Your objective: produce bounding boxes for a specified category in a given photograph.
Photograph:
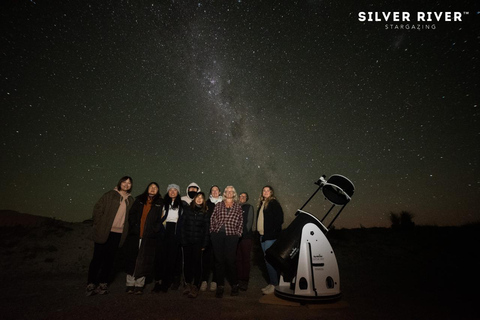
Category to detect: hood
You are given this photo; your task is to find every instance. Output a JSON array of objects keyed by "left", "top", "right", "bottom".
[{"left": 185, "top": 182, "right": 201, "bottom": 196}]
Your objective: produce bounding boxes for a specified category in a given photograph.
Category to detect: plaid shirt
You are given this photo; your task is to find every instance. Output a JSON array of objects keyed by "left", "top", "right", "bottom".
[{"left": 209, "top": 201, "right": 243, "bottom": 236}]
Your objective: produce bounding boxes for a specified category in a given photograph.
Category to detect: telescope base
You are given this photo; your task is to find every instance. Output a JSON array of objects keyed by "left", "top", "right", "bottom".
[{"left": 274, "top": 285, "right": 342, "bottom": 303}]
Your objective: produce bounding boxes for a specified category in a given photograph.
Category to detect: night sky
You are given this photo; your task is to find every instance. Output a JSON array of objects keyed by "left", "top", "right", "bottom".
[{"left": 1, "top": 0, "right": 479, "bottom": 228}]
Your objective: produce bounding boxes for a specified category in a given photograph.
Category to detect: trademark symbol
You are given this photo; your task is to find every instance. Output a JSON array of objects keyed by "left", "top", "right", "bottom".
[{"left": 463, "top": 11, "right": 469, "bottom": 15}]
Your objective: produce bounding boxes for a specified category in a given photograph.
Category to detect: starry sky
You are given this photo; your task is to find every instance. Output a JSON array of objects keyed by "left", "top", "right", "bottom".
[{"left": 1, "top": 0, "right": 479, "bottom": 228}]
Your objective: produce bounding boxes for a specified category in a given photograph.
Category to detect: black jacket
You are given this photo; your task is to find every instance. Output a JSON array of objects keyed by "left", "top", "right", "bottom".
[
  {"left": 181, "top": 205, "right": 210, "bottom": 247},
  {"left": 257, "top": 199, "right": 284, "bottom": 241},
  {"left": 128, "top": 196, "right": 165, "bottom": 238},
  {"left": 125, "top": 195, "right": 164, "bottom": 278}
]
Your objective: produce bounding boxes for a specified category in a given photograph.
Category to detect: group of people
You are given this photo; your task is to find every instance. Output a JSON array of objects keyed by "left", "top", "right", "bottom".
[{"left": 86, "top": 176, "right": 284, "bottom": 299}]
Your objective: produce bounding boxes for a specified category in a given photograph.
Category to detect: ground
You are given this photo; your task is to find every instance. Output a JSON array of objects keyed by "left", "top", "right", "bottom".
[{"left": 1, "top": 210, "right": 478, "bottom": 320}]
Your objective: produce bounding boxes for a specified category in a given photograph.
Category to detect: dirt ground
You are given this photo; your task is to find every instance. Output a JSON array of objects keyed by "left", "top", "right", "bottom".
[{"left": 1, "top": 211, "right": 478, "bottom": 320}]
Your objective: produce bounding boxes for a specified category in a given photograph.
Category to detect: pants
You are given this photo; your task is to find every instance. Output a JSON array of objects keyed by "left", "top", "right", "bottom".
[
  {"left": 261, "top": 237, "right": 279, "bottom": 286},
  {"left": 126, "top": 239, "right": 145, "bottom": 287},
  {"left": 87, "top": 232, "right": 121, "bottom": 284},
  {"left": 183, "top": 243, "right": 203, "bottom": 287},
  {"left": 201, "top": 242, "right": 216, "bottom": 283},
  {"left": 160, "top": 222, "right": 183, "bottom": 287},
  {"left": 236, "top": 238, "right": 253, "bottom": 282},
  {"left": 211, "top": 232, "right": 239, "bottom": 287}
]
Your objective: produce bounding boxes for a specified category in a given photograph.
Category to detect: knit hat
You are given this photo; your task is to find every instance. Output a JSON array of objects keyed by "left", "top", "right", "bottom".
[{"left": 167, "top": 184, "right": 181, "bottom": 194}]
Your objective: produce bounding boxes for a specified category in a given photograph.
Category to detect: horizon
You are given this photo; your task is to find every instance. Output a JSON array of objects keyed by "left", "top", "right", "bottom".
[{"left": 1, "top": 1, "right": 479, "bottom": 229}]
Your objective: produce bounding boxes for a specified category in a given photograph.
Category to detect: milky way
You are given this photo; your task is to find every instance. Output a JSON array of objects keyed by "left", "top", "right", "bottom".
[{"left": 1, "top": 1, "right": 479, "bottom": 228}]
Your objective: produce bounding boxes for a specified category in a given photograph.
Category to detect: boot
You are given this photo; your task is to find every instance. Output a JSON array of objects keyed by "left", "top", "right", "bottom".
[
  {"left": 238, "top": 280, "right": 248, "bottom": 291},
  {"left": 183, "top": 283, "right": 192, "bottom": 295},
  {"left": 215, "top": 286, "right": 224, "bottom": 298},
  {"left": 151, "top": 282, "right": 161, "bottom": 293},
  {"left": 188, "top": 285, "right": 199, "bottom": 298},
  {"left": 231, "top": 284, "right": 239, "bottom": 296}
]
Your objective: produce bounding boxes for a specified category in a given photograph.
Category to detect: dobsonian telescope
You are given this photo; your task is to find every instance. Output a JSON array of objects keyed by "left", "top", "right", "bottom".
[{"left": 265, "top": 174, "right": 355, "bottom": 302}]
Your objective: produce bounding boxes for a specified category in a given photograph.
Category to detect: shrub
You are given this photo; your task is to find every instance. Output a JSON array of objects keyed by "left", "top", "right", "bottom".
[{"left": 390, "top": 211, "right": 415, "bottom": 230}]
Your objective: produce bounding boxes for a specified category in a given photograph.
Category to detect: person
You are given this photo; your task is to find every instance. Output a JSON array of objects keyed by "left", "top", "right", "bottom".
[
  {"left": 236, "top": 192, "right": 255, "bottom": 291},
  {"left": 124, "top": 182, "right": 164, "bottom": 294},
  {"left": 157, "top": 184, "right": 185, "bottom": 292},
  {"left": 209, "top": 186, "right": 243, "bottom": 298},
  {"left": 86, "top": 176, "right": 134, "bottom": 296},
  {"left": 257, "top": 185, "right": 284, "bottom": 295},
  {"left": 181, "top": 192, "right": 210, "bottom": 298},
  {"left": 181, "top": 182, "right": 201, "bottom": 205},
  {"left": 200, "top": 185, "right": 222, "bottom": 292}
]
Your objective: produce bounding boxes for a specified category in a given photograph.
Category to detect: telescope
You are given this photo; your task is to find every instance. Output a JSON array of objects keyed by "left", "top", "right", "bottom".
[{"left": 265, "top": 174, "right": 355, "bottom": 302}]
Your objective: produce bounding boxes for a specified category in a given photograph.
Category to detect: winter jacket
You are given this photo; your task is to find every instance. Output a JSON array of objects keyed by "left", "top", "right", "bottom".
[
  {"left": 181, "top": 205, "right": 210, "bottom": 247},
  {"left": 92, "top": 189, "right": 134, "bottom": 247},
  {"left": 128, "top": 196, "right": 165, "bottom": 238},
  {"left": 257, "top": 199, "right": 284, "bottom": 241},
  {"left": 124, "top": 195, "right": 164, "bottom": 278}
]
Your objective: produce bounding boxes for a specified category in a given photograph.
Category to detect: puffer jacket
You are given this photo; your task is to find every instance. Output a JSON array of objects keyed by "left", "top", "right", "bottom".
[{"left": 181, "top": 205, "right": 210, "bottom": 247}]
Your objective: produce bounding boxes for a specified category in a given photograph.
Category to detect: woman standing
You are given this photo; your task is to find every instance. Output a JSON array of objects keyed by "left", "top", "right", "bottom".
[
  {"left": 124, "top": 182, "right": 164, "bottom": 294},
  {"left": 181, "top": 192, "right": 210, "bottom": 298},
  {"left": 257, "top": 185, "right": 284, "bottom": 295},
  {"left": 158, "top": 184, "right": 185, "bottom": 292},
  {"left": 209, "top": 186, "right": 243, "bottom": 298},
  {"left": 86, "top": 176, "right": 134, "bottom": 296},
  {"left": 200, "top": 185, "right": 222, "bottom": 292}
]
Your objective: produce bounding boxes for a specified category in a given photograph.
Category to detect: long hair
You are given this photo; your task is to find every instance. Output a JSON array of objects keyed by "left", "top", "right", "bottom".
[
  {"left": 190, "top": 192, "right": 208, "bottom": 213},
  {"left": 164, "top": 189, "right": 182, "bottom": 209},
  {"left": 136, "top": 182, "right": 162, "bottom": 203},
  {"left": 258, "top": 185, "right": 276, "bottom": 209},
  {"left": 222, "top": 185, "right": 238, "bottom": 202},
  {"left": 116, "top": 176, "right": 133, "bottom": 193}
]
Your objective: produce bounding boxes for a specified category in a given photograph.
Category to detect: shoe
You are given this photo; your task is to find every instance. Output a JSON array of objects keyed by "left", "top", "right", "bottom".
[
  {"left": 199, "top": 281, "right": 208, "bottom": 292},
  {"left": 85, "top": 283, "right": 96, "bottom": 297},
  {"left": 170, "top": 281, "right": 180, "bottom": 290},
  {"left": 126, "top": 286, "right": 135, "bottom": 294},
  {"left": 262, "top": 284, "right": 275, "bottom": 295},
  {"left": 261, "top": 284, "right": 272, "bottom": 292},
  {"left": 151, "top": 282, "right": 161, "bottom": 293},
  {"left": 215, "top": 286, "right": 224, "bottom": 298},
  {"left": 238, "top": 280, "right": 248, "bottom": 291},
  {"left": 188, "top": 285, "right": 198, "bottom": 298},
  {"left": 209, "top": 281, "right": 217, "bottom": 292},
  {"left": 183, "top": 283, "right": 192, "bottom": 295},
  {"left": 134, "top": 287, "right": 143, "bottom": 295},
  {"left": 95, "top": 283, "right": 109, "bottom": 295},
  {"left": 159, "top": 283, "right": 169, "bottom": 293},
  {"left": 231, "top": 284, "right": 239, "bottom": 296}
]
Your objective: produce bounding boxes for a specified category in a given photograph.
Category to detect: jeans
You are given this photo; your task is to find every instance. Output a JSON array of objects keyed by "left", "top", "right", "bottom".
[{"left": 260, "top": 237, "right": 279, "bottom": 286}]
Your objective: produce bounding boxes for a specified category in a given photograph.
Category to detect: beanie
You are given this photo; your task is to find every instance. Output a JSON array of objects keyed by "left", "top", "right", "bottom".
[{"left": 167, "top": 184, "right": 181, "bottom": 194}]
